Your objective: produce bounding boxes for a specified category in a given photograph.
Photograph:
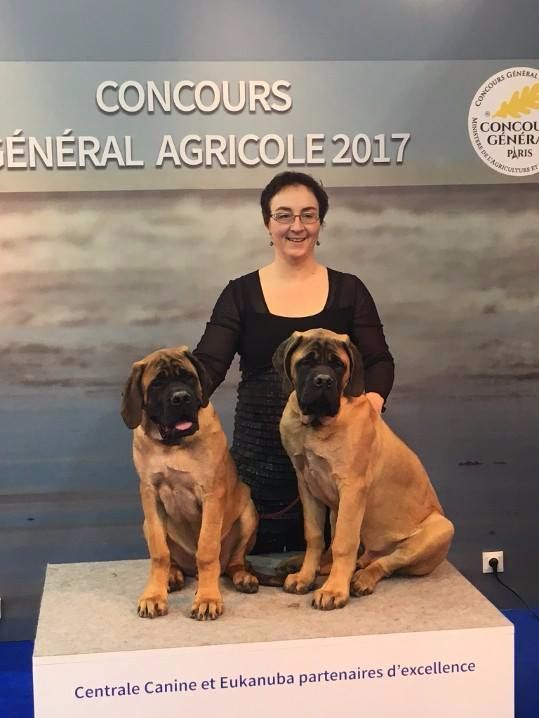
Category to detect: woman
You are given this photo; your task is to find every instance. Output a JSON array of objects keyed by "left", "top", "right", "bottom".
[{"left": 194, "top": 171, "right": 394, "bottom": 553}]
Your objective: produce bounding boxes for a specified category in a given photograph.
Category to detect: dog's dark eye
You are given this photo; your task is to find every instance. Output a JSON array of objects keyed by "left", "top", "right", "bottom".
[
  {"left": 329, "top": 355, "right": 344, "bottom": 369},
  {"left": 176, "top": 370, "right": 195, "bottom": 384},
  {"left": 151, "top": 375, "right": 167, "bottom": 388},
  {"left": 298, "top": 352, "right": 317, "bottom": 367}
]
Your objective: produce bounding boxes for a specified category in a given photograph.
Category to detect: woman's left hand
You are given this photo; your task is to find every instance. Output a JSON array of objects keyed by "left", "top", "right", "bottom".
[{"left": 366, "top": 392, "right": 385, "bottom": 415}]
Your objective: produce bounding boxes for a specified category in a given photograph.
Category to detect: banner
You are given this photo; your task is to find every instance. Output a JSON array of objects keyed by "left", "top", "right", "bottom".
[{"left": 1, "top": 60, "right": 538, "bottom": 192}]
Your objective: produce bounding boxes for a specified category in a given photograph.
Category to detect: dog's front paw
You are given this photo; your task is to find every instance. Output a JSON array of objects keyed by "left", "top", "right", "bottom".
[
  {"left": 191, "top": 592, "right": 224, "bottom": 621},
  {"left": 138, "top": 593, "right": 168, "bottom": 618},
  {"left": 312, "top": 585, "right": 349, "bottom": 610},
  {"left": 283, "top": 572, "right": 315, "bottom": 594},
  {"left": 233, "top": 570, "right": 259, "bottom": 594}
]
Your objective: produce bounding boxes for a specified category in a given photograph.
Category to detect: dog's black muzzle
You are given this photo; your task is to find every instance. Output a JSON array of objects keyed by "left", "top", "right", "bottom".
[
  {"left": 296, "top": 366, "right": 341, "bottom": 421},
  {"left": 146, "top": 380, "right": 201, "bottom": 443}
]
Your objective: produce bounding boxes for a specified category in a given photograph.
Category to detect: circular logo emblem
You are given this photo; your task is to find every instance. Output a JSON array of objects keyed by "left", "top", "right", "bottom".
[{"left": 468, "top": 67, "right": 539, "bottom": 176}]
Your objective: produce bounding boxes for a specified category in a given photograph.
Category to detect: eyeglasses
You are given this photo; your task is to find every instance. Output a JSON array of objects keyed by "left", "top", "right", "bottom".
[{"left": 270, "top": 210, "right": 320, "bottom": 225}]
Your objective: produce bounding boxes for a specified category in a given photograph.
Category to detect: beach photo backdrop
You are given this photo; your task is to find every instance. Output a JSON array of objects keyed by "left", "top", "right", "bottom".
[{"left": 1, "top": 55, "right": 538, "bottom": 639}]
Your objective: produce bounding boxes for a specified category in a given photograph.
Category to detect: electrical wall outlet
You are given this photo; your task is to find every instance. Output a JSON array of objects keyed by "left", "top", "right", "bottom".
[{"left": 482, "top": 550, "right": 504, "bottom": 573}]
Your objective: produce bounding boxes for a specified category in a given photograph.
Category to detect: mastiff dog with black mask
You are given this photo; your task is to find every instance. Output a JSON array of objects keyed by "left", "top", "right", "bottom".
[
  {"left": 121, "top": 347, "right": 258, "bottom": 621},
  {"left": 273, "top": 329, "right": 454, "bottom": 610}
]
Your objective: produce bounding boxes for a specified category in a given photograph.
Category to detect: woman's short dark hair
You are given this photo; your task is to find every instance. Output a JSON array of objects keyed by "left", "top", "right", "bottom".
[{"left": 260, "top": 171, "right": 329, "bottom": 226}]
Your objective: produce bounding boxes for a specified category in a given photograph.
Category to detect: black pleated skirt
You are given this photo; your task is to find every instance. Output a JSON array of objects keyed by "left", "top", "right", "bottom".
[{"left": 231, "top": 368, "right": 305, "bottom": 554}]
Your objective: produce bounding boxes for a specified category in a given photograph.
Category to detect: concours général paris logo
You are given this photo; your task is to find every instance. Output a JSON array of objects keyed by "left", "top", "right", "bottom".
[{"left": 468, "top": 66, "right": 539, "bottom": 176}]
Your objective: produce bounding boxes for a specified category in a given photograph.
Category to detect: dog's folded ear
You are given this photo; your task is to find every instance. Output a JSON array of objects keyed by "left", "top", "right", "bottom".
[
  {"left": 121, "top": 362, "right": 146, "bottom": 428},
  {"left": 343, "top": 339, "right": 365, "bottom": 397},
  {"left": 185, "top": 351, "right": 211, "bottom": 408},
  {"left": 272, "top": 332, "right": 303, "bottom": 392}
]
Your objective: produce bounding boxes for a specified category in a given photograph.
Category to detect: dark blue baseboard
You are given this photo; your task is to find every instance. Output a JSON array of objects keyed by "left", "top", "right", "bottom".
[
  {"left": 0, "top": 640, "right": 34, "bottom": 718},
  {"left": 1, "top": 610, "right": 537, "bottom": 717},
  {"left": 505, "top": 609, "right": 539, "bottom": 718}
]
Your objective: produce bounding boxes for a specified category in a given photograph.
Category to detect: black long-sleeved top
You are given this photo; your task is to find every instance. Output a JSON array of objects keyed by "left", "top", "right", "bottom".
[{"left": 194, "top": 268, "right": 394, "bottom": 400}]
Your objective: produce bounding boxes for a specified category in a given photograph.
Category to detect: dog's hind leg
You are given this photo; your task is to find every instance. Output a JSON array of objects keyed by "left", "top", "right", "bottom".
[
  {"left": 225, "top": 500, "right": 259, "bottom": 594},
  {"left": 350, "top": 513, "right": 454, "bottom": 596}
]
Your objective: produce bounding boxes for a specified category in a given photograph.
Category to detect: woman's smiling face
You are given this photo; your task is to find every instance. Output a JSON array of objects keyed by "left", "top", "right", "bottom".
[{"left": 267, "top": 184, "right": 321, "bottom": 261}]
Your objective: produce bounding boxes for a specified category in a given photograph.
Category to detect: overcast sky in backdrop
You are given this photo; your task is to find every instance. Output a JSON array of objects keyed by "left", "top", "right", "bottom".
[{"left": 1, "top": 1, "right": 538, "bottom": 62}]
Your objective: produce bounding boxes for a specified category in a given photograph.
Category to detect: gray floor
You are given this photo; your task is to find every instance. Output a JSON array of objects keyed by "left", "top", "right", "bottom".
[{"left": 34, "top": 559, "right": 509, "bottom": 657}]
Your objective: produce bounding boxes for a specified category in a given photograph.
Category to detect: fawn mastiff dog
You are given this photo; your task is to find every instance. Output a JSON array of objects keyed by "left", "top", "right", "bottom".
[
  {"left": 121, "top": 347, "right": 258, "bottom": 620},
  {"left": 273, "top": 329, "right": 454, "bottom": 610}
]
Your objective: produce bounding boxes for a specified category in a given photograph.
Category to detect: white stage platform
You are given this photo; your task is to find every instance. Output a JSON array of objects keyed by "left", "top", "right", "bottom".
[{"left": 33, "top": 559, "right": 514, "bottom": 717}]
